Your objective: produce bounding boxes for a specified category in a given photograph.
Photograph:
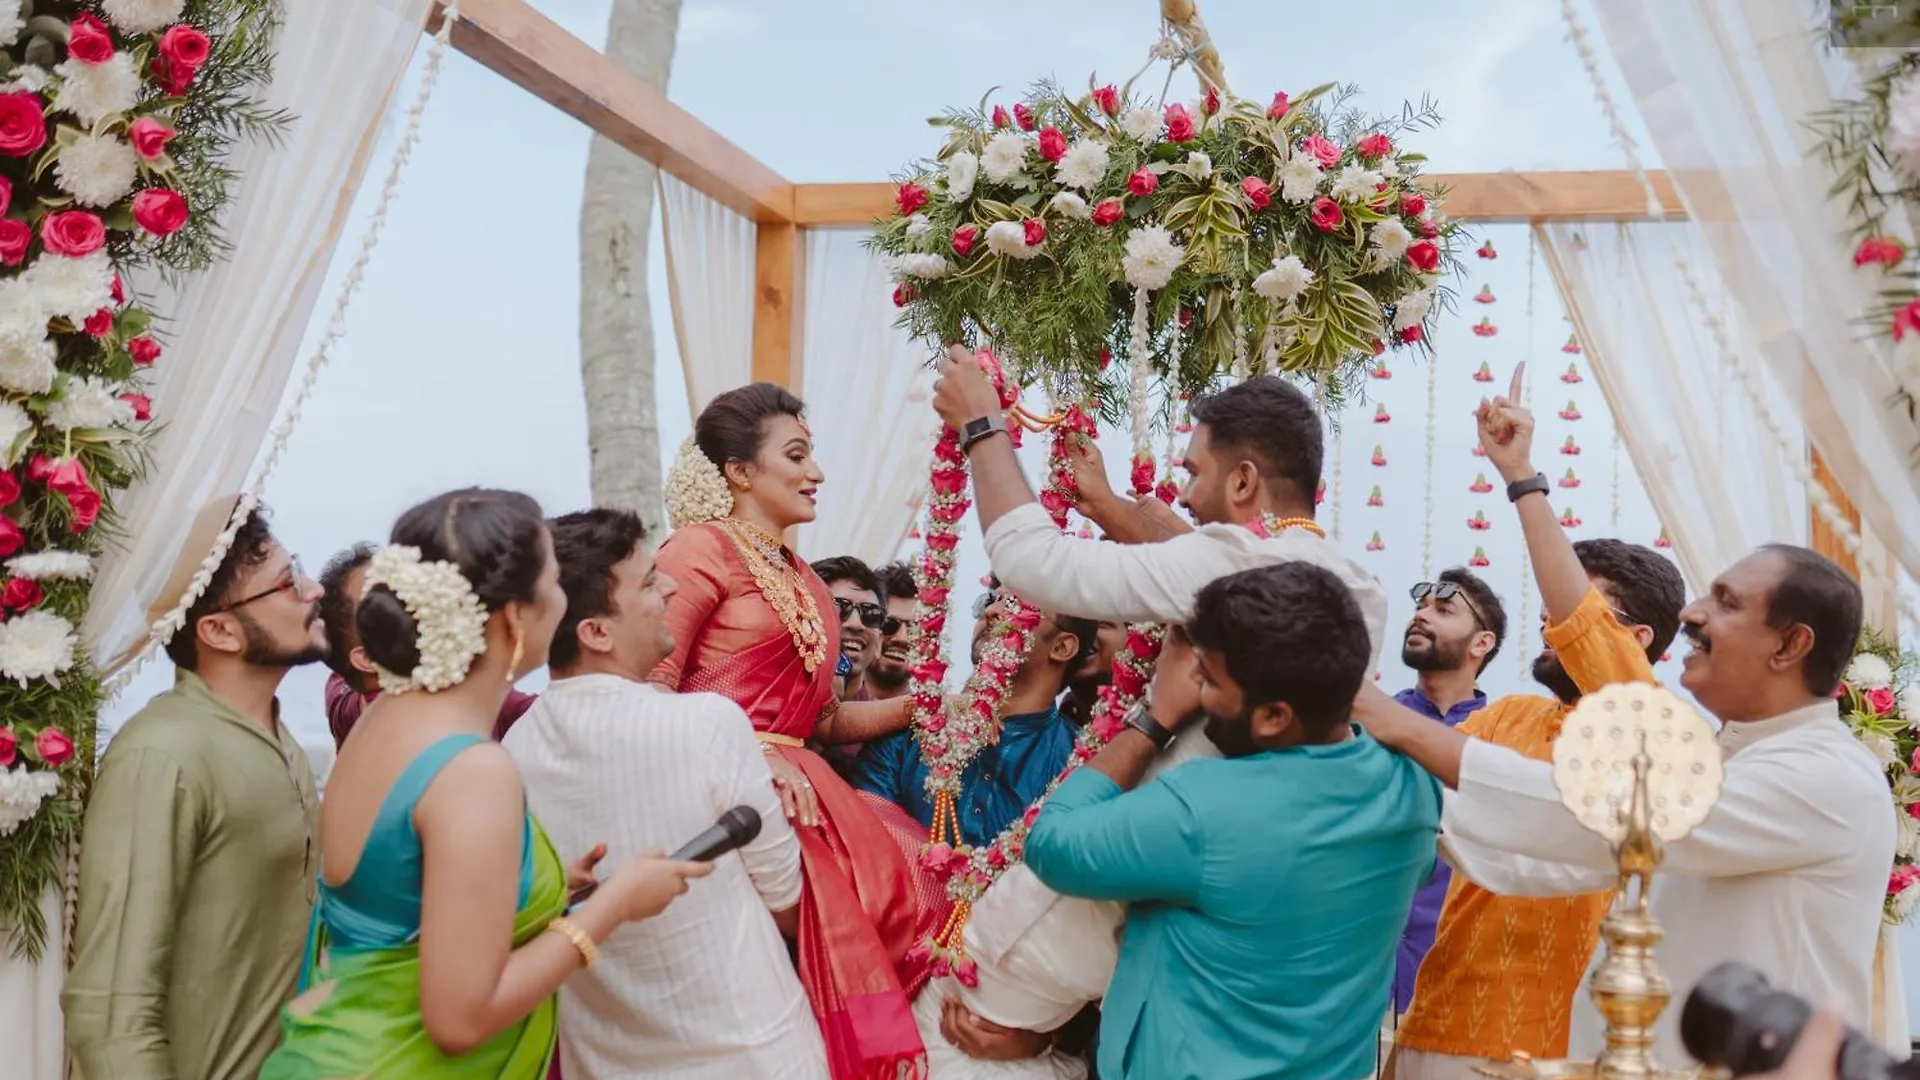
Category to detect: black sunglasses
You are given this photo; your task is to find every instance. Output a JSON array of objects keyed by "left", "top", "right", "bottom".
[
  {"left": 1410, "top": 580, "right": 1488, "bottom": 633},
  {"left": 833, "top": 596, "right": 886, "bottom": 630},
  {"left": 879, "top": 615, "right": 908, "bottom": 636},
  {"left": 217, "top": 556, "right": 308, "bottom": 613}
]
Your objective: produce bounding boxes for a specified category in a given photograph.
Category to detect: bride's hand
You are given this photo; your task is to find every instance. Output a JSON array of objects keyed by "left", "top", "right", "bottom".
[
  {"left": 566, "top": 841, "right": 608, "bottom": 893},
  {"left": 765, "top": 751, "right": 821, "bottom": 829}
]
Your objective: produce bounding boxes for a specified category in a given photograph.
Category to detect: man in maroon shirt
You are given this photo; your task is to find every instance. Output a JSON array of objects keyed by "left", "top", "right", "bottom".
[{"left": 317, "top": 542, "right": 535, "bottom": 747}]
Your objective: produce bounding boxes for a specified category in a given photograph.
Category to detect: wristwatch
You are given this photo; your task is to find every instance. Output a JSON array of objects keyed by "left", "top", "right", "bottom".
[
  {"left": 1122, "top": 698, "right": 1176, "bottom": 751},
  {"left": 1506, "top": 473, "right": 1551, "bottom": 503},
  {"left": 959, "top": 414, "right": 1010, "bottom": 453}
]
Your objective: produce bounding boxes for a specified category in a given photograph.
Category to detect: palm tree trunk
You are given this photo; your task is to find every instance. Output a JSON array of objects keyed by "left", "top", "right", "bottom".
[{"left": 579, "top": 0, "right": 682, "bottom": 527}]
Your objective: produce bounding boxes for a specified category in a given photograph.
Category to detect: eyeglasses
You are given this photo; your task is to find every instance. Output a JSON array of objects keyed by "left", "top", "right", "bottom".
[
  {"left": 217, "top": 556, "right": 308, "bottom": 613},
  {"left": 879, "top": 615, "right": 908, "bottom": 637},
  {"left": 833, "top": 596, "right": 886, "bottom": 630},
  {"left": 1410, "top": 580, "right": 1489, "bottom": 633}
]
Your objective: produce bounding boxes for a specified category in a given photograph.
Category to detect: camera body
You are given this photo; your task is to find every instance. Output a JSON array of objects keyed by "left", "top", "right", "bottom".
[{"left": 1682, "top": 962, "right": 1903, "bottom": 1080}]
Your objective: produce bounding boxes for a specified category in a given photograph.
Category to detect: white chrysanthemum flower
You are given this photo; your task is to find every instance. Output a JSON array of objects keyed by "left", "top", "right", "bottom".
[
  {"left": 1185, "top": 151, "right": 1213, "bottom": 181},
  {"left": 1370, "top": 219, "right": 1414, "bottom": 262},
  {"left": 46, "top": 375, "right": 135, "bottom": 431},
  {"left": 1119, "top": 106, "right": 1161, "bottom": 143},
  {"left": 981, "top": 132, "right": 1029, "bottom": 185},
  {"left": 23, "top": 250, "right": 114, "bottom": 324},
  {"left": 1054, "top": 139, "right": 1109, "bottom": 191},
  {"left": 983, "top": 220, "right": 1043, "bottom": 260},
  {"left": 1849, "top": 653, "right": 1896, "bottom": 691},
  {"left": 0, "top": 2, "right": 22, "bottom": 50},
  {"left": 946, "top": 151, "right": 979, "bottom": 202},
  {"left": 1863, "top": 731, "right": 1901, "bottom": 770},
  {"left": 1377, "top": 156, "right": 1403, "bottom": 180},
  {"left": 362, "top": 546, "right": 490, "bottom": 694},
  {"left": 1049, "top": 191, "right": 1091, "bottom": 220},
  {"left": 0, "top": 767, "right": 61, "bottom": 838},
  {"left": 665, "top": 436, "right": 733, "bottom": 528},
  {"left": 0, "top": 337, "right": 54, "bottom": 395},
  {"left": 55, "top": 132, "right": 139, "bottom": 208},
  {"left": 1898, "top": 805, "right": 1920, "bottom": 861},
  {"left": 887, "top": 253, "right": 948, "bottom": 281},
  {"left": 1329, "top": 164, "right": 1386, "bottom": 204},
  {"left": 904, "top": 214, "right": 932, "bottom": 241},
  {"left": 101, "top": 0, "right": 187, "bottom": 35},
  {"left": 1121, "top": 225, "right": 1184, "bottom": 290},
  {"left": 1901, "top": 686, "right": 1920, "bottom": 727},
  {"left": 1278, "top": 156, "right": 1323, "bottom": 204},
  {"left": 0, "top": 399, "right": 30, "bottom": 466},
  {"left": 1895, "top": 878, "right": 1920, "bottom": 923},
  {"left": 1252, "top": 255, "right": 1314, "bottom": 303},
  {"left": 6, "top": 65, "right": 48, "bottom": 94},
  {"left": 5, "top": 550, "right": 93, "bottom": 581},
  {"left": 1891, "top": 73, "right": 1920, "bottom": 178},
  {"left": 1391, "top": 289, "right": 1433, "bottom": 332},
  {"left": 0, "top": 610, "right": 77, "bottom": 686},
  {"left": 54, "top": 53, "right": 141, "bottom": 127}
]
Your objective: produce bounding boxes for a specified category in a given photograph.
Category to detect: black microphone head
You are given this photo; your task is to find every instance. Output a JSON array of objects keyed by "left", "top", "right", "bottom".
[{"left": 719, "top": 805, "right": 761, "bottom": 846}]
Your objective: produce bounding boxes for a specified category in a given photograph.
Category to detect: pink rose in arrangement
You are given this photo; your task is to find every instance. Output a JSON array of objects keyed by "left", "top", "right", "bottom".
[
  {"left": 1163, "top": 103, "right": 1195, "bottom": 143},
  {"left": 119, "top": 392, "right": 151, "bottom": 421},
  {"left": 83, "top": 308, "right": 113, "bottom": 338},
  {"left": 1856, "top": 236, "right": 1905, "bottom": 269},
  {"left": 1090, "top": 198, "right": 1123, "bottom": 226},
  {"left": 1127, "top": 168, "right": 1158, "bottom": 197},
  {"left": 133, "top": 188, "right": 190, "bottom": 237},
  {"left": 1309, "top": 196, "right": 1344, "bottom": 233},
  {"left": 1300, "top": 133, "right": 1340, "bottom": 169},
  {"left": 0, "top": 727, "right": 14, "bottom": 767},
  {"left": 991, "top": 105, "right": 1011, "bottom": 129},
  {"left": 128, "top": 117, "right": 178, "bottom": 161},
  {"left": 160, "top": 24, "right": 213, "bottom": 69},
  {"left": 1240, "top": 176, "right": 1272, "bottom": 210},
  {"left": 46, "top": 457, "right": 101, "bottom": 533},
  {"left": 0, "top": 472, "right": 17, "bottom": 507},
  {"left": 895, "top": 182, "right": 928, "bottom": 216},
  {"left": 1400, "top": 191, "right": 1426, "bottom": 217},
  {"left": 41, "top": 210, "right": 105, "bottom": 256},
  {"left": 1356, "top": 132, "right": 1393, "bottom": 159},
  {"left": 1897, "top": 300, "right": 1920, "bottom": 343},
  {"left": 1266, "top": 91, "right": 1290, "bottom": 120},
  {"left": 67, "top": 15, "right": 115, "bottom": 64},
  {"left": 1397, "top": 324, "right": 1424, "bottom": 345},
  {"left": 951, "top": 224, "right": 978, "bottom": 256},
  {"left": 1012, "top": 103, "right": 1036, "bottom": 131},
  {"left": 1, "top": 577, "right": 41, "bottom": 613},
  {"left": 110, "top": 273, "right": 124, "bottom": 304},
  {"left": 1202, "top": 86, "right": 1221, "bottom": 116},
  {"left": 1890, "top": 864, "right": 1920, "bottom": 898},
  {"left": 1022, "top": 218, "right": 1046, "bottom": 247},
  {"left": 891, "top": 283, "right": 913, "bottom": 308},
  {"left": 0, "top": 219, "right": 30, "bottom": 267},
  {"left": 1091, "top": 84, "right": 1120, "bottom": 117},
  {"left": 0, "top": 516, "right": 20, "bottom": 559},
  {"left": 1866, "top": 687, "right": 1897, "bottom": 715},
  {"left": 1037, "top": 126, "right": 1067, "bottom": 163},
  {"left": 0, "top": 174, "right": 11, "bottom": 216},
  {"left": 127, "top": 335, "right": 162, "bottom": 366},
  {"left": 0, "top": 93, "right": 47, "bottom": 158},
  {"left": 1407, "top": 240, "right": 1441, "bottom": 272},
  {"left": 35, "top": 728, "right": 73, "bottom": 767}
]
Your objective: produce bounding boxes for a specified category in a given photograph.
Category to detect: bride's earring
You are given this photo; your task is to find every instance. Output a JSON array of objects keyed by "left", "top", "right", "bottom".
[{"left": 506, "top": 618, "right": 525, "bottom": 683}]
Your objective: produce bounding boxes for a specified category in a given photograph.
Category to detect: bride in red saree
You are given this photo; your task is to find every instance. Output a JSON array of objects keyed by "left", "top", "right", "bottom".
[{"left": 650, "top": 382, "right": 944, "bottom": 1080}]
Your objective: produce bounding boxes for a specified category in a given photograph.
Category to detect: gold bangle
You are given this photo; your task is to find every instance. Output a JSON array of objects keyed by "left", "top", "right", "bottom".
[{"left": 548, "top": 916, "right": 598, "bottom": 968}]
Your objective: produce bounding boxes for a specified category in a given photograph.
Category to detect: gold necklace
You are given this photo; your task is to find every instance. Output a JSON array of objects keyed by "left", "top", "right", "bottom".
[{"left": 715, "top": 517, "right": 828, "bottom": 673}]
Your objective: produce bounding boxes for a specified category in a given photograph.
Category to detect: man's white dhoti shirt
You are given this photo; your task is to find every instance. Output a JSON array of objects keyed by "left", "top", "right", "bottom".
[
  {"left": 506, "top": 676, "right": 826, "bottom": 1079},
  {"left": 1442, "top": 699, "right": 1894, "bottom": 1069}
]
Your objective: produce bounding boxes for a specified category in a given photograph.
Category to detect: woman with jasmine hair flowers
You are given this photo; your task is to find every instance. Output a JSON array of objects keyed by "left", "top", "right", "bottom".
[
  {"left": 653, "top": 383, "right": 942, "bottom": 1080},
  {"left": 265, "top": 488, "right": 712, "bottom": 1079}
]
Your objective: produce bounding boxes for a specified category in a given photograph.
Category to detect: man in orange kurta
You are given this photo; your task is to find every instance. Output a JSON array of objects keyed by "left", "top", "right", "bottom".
[{"left": 1379, "top": 366, "right": 1688, "bottom": 1080}]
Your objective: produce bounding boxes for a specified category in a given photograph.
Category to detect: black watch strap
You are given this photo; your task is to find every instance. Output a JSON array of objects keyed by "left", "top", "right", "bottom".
[
  {"left": 1123, "top": 700, "right": 1175, "bottom": 750},
  {"left": 960, "top": 414, "right": 1010, "bottom": 453},
  {"left": 1506, "top": 473, "right": 1551, "bottom": 503}
]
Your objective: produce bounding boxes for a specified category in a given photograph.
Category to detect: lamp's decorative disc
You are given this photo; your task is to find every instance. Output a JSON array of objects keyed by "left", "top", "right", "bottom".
[{"left": 1550, "top": 682, "right": 1722, "bottom": 843}]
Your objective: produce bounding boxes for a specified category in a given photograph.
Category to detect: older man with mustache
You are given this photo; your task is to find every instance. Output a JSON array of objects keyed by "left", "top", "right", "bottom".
[{"left": 1356, "top": 366, "right": 1893, "bottom": 1074}]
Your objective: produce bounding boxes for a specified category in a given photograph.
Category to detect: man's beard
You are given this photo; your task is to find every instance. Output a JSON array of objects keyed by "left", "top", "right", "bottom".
[
  {"left": 236, "top": 608, "right": 328, "bottom": 669},
  {"left": 866, "top": 658, "right": 910, "bottom": 693},
  {"left": 1532, "top": 650, "right": 1580, "bottom": 704},
  {"left": 1202, "top": 707, "right": 1263, "bottom": 758},
  {"left": 1401, "top": 631, "right": 1466, "bottom": 673}
]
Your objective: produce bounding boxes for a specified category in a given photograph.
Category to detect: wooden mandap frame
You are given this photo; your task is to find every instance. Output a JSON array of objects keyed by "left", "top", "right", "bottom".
[{"left": 426, "top": 0, "right": 1867, "bottom": 581}]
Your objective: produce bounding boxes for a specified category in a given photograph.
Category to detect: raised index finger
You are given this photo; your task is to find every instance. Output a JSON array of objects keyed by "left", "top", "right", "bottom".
[{"left": 1508, "top": 362, "right": 1525, "bottom": 402}]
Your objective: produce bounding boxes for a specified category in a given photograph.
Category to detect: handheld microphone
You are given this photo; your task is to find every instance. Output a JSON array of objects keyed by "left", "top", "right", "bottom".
[{"left": 670, "top": 805, "right": 763, "bottom": 861}]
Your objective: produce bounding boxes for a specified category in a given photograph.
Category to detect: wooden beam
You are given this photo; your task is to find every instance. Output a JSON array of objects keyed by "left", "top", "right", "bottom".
[
  {"left": 1810, "top": 446, "right": 1863, "bottom": 581},
  {"left": 430, "top": 0, "right": 793, "bottom": 223},
  {"left": 792, "top": 170, "right": 1688, "bottom": 227},
  {"left": 752, "top": 222, "right": 803, "bottom": 388}
]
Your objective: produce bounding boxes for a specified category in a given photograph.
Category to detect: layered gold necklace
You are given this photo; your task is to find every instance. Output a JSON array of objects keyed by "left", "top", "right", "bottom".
[{"left": 715, "top": 516, "right": 829, "bottom": 673}]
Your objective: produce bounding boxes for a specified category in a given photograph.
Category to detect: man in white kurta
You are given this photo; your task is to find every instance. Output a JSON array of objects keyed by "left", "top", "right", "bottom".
[{"left": 505, "top": 508, "right": 826, "bottom": 1079}]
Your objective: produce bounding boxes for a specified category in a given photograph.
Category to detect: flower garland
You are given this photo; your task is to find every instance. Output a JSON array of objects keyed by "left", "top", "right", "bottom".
[
  {"left": 0, "top": 0, "right": 284, "bottom": 960},
  {"left": 916, "top": 592, "right": 1043, "bottom": 857},
  {"left": 360, "top": 545, "right": 489, "bottom": 694},
  {"left": 1836, "top": 634, "right": 1920, "bottom": 924}
]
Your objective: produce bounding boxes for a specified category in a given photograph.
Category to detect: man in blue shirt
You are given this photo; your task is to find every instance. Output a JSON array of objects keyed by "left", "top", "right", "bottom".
[
  {"left": 1391, "top": 567, "right": 1506, "bottom": 1016},
  {"left": 1026, "top": 562, "right": 1441, "bottom": 1080},
  {"left": 851, "top": 585, "right": 1095, "bottom": 846}
]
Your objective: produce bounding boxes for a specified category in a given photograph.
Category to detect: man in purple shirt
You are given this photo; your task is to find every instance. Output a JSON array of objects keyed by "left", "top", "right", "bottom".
[{"left": 1391, "top": 566, "right": 1508, "bottom": 1016}]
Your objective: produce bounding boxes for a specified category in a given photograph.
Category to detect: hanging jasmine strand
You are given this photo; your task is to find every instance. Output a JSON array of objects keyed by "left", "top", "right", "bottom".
[{"left": 1516, "top": 229, "right": 1538, "bottom": 678}]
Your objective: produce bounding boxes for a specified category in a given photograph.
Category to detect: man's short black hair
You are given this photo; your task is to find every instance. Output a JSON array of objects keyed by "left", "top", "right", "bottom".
[
  {"left": 1188, "top": 375, "right": 1323, "bottom": 504},
  {"left": 1573, "top": 539, "right": 1687, "bottom": 661},
  {"left": 876, "top": 561, "right": 917, "bottom": 604},
  {"left": 812, "top": 555, "right": 882, "bottom": 600},
  {"left": 1437, "top": 566, "right": 1508, "bottom": 674},
  {"left": 318, "top": 542, "right": 376, "bottom": 682},
  {"left": 1053, "top": 613, "right": 1100, "bottom": 687},
  {"left": 1757, "top": 544, "right": 1864, "bottom": 697},
  {"left": 164, "top": 504, "right": 278, "bottom": 672},
  {"left": 547, "top": 508, "right": 649, "bottom": 672},
  {"left": 1187, "top": 563, "right": 1370, "bottom": 738}
]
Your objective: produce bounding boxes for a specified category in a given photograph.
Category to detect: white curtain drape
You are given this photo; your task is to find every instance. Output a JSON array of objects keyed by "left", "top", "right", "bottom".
[
  {"left": 1589, "top": 0, "right": 1920, "bottom": 611},
  {"left": 793, "top": 228, "right": 934, "bottom": 565},
  {"left": 84, "top": 0, "right": 437, "bottom": 667},
  {"left": 660, "top": 173, "right": 755, "bottom": 414},
  {"left": 1536, "top": 221, "right": 1805, "bottom": 592},
  {"left": 0, "top": 5, "right": 435, "bottom": 1078}
]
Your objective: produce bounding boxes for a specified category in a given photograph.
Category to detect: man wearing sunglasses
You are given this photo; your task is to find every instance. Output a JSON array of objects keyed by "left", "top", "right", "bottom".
[
  {"left": 811, "top": 555, "right": 887, "bottom": 702},
  {"left": 66, "top": 497, "right": 327, "bottom": 1080},
  {"left": 862, "top": 562, "right": 920, "bottom": 702}
]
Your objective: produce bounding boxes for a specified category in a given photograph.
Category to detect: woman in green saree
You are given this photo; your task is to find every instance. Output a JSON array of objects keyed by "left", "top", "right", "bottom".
[{"left": 264, "top": 489, "right": 710, "bottom": 1079}]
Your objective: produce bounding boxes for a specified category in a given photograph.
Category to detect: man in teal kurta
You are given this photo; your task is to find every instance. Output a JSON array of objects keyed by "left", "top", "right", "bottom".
[
  {"left": 64, "top": 498, "right": 329, "bottom": 1080},
  {"left": 1026, "top": 563, "right": 1442, "bottom": 1080}
]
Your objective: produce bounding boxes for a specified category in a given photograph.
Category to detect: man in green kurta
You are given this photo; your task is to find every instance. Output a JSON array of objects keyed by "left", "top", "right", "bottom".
[{"left": 64, "top": 497, "right": 329, "bottom": 1080}]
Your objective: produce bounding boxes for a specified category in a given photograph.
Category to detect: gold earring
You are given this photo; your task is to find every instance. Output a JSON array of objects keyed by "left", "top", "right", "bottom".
[{"left": 506, "top": 622, "right": 525, "bottom": 684}]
